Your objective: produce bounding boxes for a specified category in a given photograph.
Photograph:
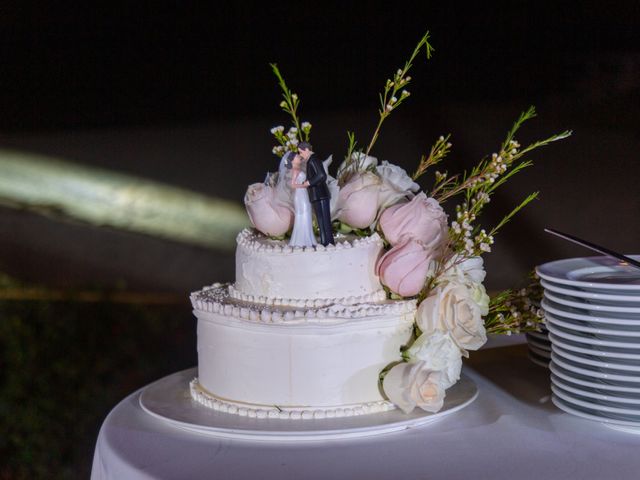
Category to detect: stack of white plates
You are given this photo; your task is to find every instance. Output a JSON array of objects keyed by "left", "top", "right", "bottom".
[
  {"left": 536, "top": 255, "right": 640, "bottom": 430},
  {"left": 525, "top": 302, "right": 551, "bottom": 368}
]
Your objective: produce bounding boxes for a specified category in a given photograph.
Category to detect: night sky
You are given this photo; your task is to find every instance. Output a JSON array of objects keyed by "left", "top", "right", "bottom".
[{"left": 1, "top": 3, "right": 637, "bottom": 130}]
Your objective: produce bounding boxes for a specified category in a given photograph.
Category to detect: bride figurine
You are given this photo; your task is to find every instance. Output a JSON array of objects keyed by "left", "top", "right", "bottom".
[{"left": 286, "top": 152, "right": 317, "bottom": 247}]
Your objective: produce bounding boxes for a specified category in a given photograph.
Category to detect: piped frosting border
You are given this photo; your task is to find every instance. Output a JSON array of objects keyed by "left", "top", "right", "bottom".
[
  {"left": 227, "top": 284, "right": 388, "bottom": 308},
  {"left": 236, "top": 228, "right": 384, "bottom": 254},
  {"left": 190, "top": 378, "right": 395, "bottom": 419},
  {"left": 190, "top": 284, "right": 417, "bottom": 325}
]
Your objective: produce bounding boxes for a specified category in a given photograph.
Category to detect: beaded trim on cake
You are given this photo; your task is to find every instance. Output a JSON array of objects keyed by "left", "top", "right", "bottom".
[
  {"left": 190, "top": 378, "right": 396, "bottom": 419},
  {"left": 227, "top": 284, "right": 388, "bottom": 308},
  {"left": 190, "top": 284, "right": 417, "bottom": 325},
  {"left": 236, "top": 228, "right": 383, "bottom": 254}
]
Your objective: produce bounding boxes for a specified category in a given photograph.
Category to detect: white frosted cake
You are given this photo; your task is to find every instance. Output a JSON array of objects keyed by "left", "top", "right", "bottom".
[{"left": 189, "top": 229, "right": 417, "bottom": 419}]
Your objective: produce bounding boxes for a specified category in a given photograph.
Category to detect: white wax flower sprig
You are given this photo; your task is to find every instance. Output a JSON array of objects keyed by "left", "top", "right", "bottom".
[
  {"left": 256, "top": 30, "right": 564, "bottom": 416},
  {"left": 483, "top": 272, "right": 545, "bottom": 336},
  {"left": 339, "top": 31, "right": 434, "bottom": 184},
  {"left": 269, "top": 64, "right": 313, "bottom": 156}
]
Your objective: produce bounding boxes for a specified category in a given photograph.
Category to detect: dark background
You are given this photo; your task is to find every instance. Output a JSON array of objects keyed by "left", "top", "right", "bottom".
[
  {"left": 0, "top": 2, "right": 639, "bottom": 477},
  {"left": 1, "top": 2, "right": 639, "bottom": 293},
  {"left": 1, "top": 2, "right": 639, "bottom": 292}
]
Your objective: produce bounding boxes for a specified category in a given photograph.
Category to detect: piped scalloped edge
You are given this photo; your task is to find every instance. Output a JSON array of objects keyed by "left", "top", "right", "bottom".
[
  {"left": 190, "top": 284, "right": 417, "bottom": 325},
  {"left": 227, "top": 284, "right": 388, "bottom": 308},
  {"left": 190, "top": 378, "right": 395, "bottom": 419},
  {"left": 236, "top": 228, "right": 383, "bottom": 254}
]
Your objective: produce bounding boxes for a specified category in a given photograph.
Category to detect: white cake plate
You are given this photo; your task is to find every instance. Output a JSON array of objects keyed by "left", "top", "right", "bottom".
[{"left": 139, "top": 368, "right": 478, "bottom": 441}]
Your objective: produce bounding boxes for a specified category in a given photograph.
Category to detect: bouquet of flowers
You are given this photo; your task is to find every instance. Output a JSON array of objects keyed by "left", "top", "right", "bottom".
[{"left": 246, "top": 31, "right": 568, "bottom": 414}]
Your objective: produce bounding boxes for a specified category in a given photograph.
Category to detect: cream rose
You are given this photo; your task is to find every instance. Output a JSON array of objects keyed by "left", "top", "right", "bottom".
[
  {"left": 417, "top": 282, "right": 488, "bottom": 351},
  {"left": 376, "top": 160, "right": 421, "bottom": 210},
  {"left": 441, "top": 256, "right": 487, "bottom": 285},
  {"left": 379, "top": 192, "right": 448, "bottom": 247},
  {"left": 405, "top": 332, "right": 463, "bottom": 388},
  {"left": 336, "top": 171, "right": 382, "bottom": 229},
  {"left": 383, "top": 361, "right": 447, "bottom": 414},
  {"left": 244, "top": 183, "right": 293, "bottom": 237},
  {"left": 321, "top": 155, "right": 341, "bottom": 220},
  {"left": 375, "top": 238, "right": 436, "bottom": 297},
  {"left": 336, "top": 152, "right": 379, "bottom": 179},
  {"left": 440, "top": 256, "right": 490, "bottom": 316}
]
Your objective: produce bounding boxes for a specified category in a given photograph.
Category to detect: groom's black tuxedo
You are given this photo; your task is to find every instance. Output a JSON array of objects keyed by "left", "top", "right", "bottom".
[
  {"left": 305, "top": 153, "right": 334, "bottom": 246},
  {"left": 306, "top": 154, "right": 330, "bottom": 202}
]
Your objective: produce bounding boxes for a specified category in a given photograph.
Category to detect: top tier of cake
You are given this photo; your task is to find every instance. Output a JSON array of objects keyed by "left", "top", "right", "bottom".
[{"left": 233, "top": 229, "right": 386, "bottom": 307}]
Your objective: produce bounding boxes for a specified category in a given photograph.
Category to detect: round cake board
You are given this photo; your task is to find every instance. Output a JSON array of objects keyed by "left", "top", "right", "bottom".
[{"left": 139, "top": 367, "right": 478, "bottom": 442}]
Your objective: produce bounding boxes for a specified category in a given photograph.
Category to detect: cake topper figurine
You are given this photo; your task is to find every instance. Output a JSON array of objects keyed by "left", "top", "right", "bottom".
[
  {"left": 285, "top": 151, "right": 317, "bottom": 247},
  {"left": 297, "top": 141, "right": 335, "bottom": 246}
]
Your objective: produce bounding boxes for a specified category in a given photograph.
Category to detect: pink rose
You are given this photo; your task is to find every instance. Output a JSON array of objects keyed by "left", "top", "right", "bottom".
[
  {"left": 379, "top": 192, "right": 448, "bottom": 247},
  {"left": 336, "top": 172, "right": 381, "bottom": 229},
  {"left": 244, "top": 183, "right": 293, "bottom": 236},
  {"left": 375, "top": 238, "right": 436, "bottom": 297}
]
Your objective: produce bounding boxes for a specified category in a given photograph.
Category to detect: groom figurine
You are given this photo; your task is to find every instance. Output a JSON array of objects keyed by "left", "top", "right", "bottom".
[{"left": 297, "top": 141, "right": 335, "bottom": 246}]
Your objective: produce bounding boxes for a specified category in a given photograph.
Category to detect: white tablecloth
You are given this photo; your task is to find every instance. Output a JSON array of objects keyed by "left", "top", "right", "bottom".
[{"left": 91, "top": 342, "right": 640, "bottom": 480}]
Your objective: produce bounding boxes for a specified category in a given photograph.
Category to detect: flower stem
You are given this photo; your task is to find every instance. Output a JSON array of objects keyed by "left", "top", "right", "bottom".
[{"left": 364, "top": 31, "right": 434, "bottom": 159}]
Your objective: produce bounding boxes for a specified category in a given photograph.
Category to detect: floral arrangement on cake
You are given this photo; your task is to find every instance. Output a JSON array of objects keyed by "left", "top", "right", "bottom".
[{"left": 244, "top": 31, "right": 568, "bottom": 414}]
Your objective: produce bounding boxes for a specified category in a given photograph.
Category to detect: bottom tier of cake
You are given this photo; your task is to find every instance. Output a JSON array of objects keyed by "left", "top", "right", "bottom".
[{"left": 190, "top": 285, "right": 416, "bottom": 419}]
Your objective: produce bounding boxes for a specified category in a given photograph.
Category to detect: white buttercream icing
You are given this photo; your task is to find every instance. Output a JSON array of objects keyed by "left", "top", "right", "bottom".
[
  {"left": 192, "top": 232, "right": 418, "bottom": 418},
  {"left": 234, "top": 229, "right": 384, "bottom": 303}
]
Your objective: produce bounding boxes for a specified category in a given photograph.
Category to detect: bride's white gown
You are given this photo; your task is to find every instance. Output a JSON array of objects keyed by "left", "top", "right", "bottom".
[{"left": 289, "top": 171, "right": 317, "bottom": 247}]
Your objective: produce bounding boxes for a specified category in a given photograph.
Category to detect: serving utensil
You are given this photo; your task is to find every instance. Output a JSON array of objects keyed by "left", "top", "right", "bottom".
[{"left": 544, "top": 228, "right": 640, "bottom": 270}]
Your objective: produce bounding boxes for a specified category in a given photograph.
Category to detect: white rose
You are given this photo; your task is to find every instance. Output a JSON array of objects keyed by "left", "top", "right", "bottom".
[
  {"left": 441, "top": 256, "right": 487, "bottom": 285},
  {"left": 322, "top": 155, "right": 341, "bottom": 220},
  {"left": 405, "top": 332, "right": 463, "bottom": 388},
  {"left": 383, "top": 361, "right": 447, "bottom": 414},
  {"left": 440, "top": 256, "right": 490, "bottom": 316},
  {"left": 336, "top": 152, "right": 379, "bottom": 178},
  {"left": 376, "top": 160, "right": 421, "bottom": 209},
  {"left": 417, "top": 282, "right": 488, "bottom": 351},
  {"left": 470, "top": 283, "right": 490, "bottom": 316},
  {"left": 244, "top": 183, "right": 294, "bottom": 237},
  {"left": 336, "top": 171, "right": 382, "bottom": 229}
]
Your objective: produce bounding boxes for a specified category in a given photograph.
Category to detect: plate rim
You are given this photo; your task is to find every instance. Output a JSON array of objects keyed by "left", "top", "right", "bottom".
[
  {"left": 528, "top": 352, "right": 550, "bottom": 368},
  {"left": 552, "top": 384, "right": 640, "bottom": 416},
  {"left": 546, "top": 322, "right": 640, "bottom": 349},
  {"left": 551, "top": 354, "right": 640, "bottom": 383},
  {"left": 541, "top": 299, "right": 640, "bottom": 325},
  {"left": 526, "top": 336, "right": 552, "bottom": 351},
  {"left": 552, "top": 395, "right": 640, "bottom": 429},
  {"left": 548, "top": 333, "right": 640, "bottom": 360},
  {"left": 549, "top": 362, "right": 640, "bottom": 393},
  {"left": 537, "top": 256, "right": 640, "bottom": 291},
  {"left": 551, "top": 374, "right": 640, "bottom": 405},
  {"left": 528, "top": 344, "right": 552, "bottom": 359},
  {"left": 138, "top": 368, "right": 479, "bottom": 441},
  {"left": 544, "top": 291, "right": 640, "bottom": 313},
  {"left": 552, "top": 344, "right": 640, "bottom": 372},
  {"left": 540, "top": 278, "right": 640, "bottom": 302},
  {"left": 545, "top": 313, "right": 640, "bottom": 338}
]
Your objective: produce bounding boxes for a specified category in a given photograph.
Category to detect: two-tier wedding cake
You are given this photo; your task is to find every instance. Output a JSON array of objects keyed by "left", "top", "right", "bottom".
[
  {"left": 190, "top": 229, "right": 416, "bottom": 419},
  {"left": 186, "top": 30, "right": 564, "bottom": 422}
]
